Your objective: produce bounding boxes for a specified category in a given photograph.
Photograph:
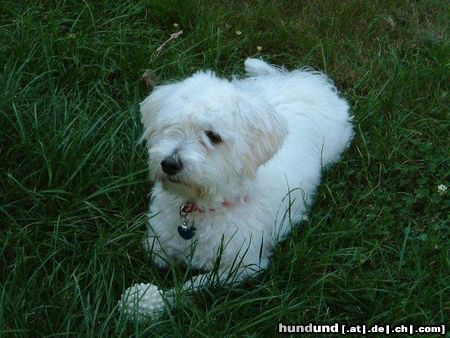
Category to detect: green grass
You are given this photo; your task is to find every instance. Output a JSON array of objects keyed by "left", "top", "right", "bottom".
[{"left": 1, "top": 0, "right": 448, "bottom": 336}]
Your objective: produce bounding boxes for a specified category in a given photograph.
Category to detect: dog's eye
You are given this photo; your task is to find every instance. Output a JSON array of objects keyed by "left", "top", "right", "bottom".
[{"left": 205, "top": 130, "right": 222, "bottom": 144}]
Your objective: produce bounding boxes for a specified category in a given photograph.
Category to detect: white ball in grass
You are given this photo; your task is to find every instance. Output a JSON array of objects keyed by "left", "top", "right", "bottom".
[{"left": 118, "top": 283, "right": 166, "bottom": 321}]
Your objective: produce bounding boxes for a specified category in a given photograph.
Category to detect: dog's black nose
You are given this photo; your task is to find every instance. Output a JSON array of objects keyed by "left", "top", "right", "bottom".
[{"left": 161, "top": 156, "right": 182, "bottom": 175}]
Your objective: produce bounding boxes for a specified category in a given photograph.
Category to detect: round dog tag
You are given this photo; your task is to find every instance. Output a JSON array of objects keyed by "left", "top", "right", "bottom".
[{"left": 177, "top": 225, "right": 196, "bottom": 240}]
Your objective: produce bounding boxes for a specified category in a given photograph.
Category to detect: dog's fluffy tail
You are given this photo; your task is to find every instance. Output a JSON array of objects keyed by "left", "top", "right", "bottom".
[{"left": 244, "top": 58, "right": 284, "bottom": 76}]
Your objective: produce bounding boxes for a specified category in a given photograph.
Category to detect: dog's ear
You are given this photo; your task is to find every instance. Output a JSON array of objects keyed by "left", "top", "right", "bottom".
[
  {"left": 139, "top": 84, "right": 173, "bottom": 143},
  {"left": 236, "top": 94, "right": 288, "bottom": 176}
]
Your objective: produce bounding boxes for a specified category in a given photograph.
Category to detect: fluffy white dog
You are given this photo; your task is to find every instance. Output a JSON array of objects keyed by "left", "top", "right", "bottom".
[{"left": 119, "top": 58, "right": 353, "bottom": 320}]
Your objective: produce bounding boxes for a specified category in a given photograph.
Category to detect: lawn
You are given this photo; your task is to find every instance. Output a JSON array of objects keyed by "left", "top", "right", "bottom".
[{"left": 0, "top": 0, "right": 448, "bottom": 336}]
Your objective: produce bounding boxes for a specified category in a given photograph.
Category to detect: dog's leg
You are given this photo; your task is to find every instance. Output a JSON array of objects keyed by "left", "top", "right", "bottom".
[
  {"left": 142, "top": 234, "right": 172, "bottom": 269},
  {"left": 180, "top": 262, "right": 265, "bottom": 293}
]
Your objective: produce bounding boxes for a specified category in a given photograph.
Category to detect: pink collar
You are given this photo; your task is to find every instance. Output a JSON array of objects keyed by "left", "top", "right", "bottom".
[
  {"left": 177, "top": 196, "right": 249, "bottom": 240},
  {"left": 180, "top": 195, "right": 249, "bottom": 215}
]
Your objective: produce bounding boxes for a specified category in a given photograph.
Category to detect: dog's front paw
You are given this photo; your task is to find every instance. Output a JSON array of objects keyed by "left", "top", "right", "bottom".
[{"left": 118, "top": 283, "right": 166, "bottom": 322}]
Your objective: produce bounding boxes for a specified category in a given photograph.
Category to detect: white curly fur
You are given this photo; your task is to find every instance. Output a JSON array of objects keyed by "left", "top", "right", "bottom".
[{"left": 120, "top": 58, "right": 353, "bottom": 319}]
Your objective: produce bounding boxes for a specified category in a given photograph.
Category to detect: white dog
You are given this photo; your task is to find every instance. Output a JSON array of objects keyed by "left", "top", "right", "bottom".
[{"left": 119, "top": 58, "right": 353, "bottom": 320}]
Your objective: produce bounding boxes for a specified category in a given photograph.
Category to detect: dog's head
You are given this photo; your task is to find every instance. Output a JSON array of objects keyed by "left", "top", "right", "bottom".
[{"left": 140, "top": 70, "right": 287, "bottom": 199}]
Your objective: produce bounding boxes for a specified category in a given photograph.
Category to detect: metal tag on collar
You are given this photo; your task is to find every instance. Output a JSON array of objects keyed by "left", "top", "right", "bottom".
[{"left": 178, "top": 204, "right": 196, "bottom": 240}]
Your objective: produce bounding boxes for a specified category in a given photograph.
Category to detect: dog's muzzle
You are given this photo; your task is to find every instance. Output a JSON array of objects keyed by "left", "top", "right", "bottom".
[{"left": 161, "top": 156, "right": 183, "bottom": 175}]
